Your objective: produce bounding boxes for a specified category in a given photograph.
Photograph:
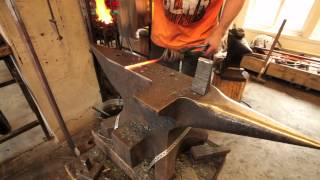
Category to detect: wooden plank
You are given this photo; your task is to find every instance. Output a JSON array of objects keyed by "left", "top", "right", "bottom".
[
  {"left": 0, "top": 45, "right": 11, "bottom": 58},
  {"left": 241, "top": 55, "right": 320, "bottom": 91},
  {"left": 213, "top": 75, "right": 246, "bottom": 101}
]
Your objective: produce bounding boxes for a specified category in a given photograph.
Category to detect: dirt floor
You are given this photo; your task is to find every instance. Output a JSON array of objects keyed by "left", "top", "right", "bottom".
[{"left": 0, "top": 77, "right": 319, "bottom": 180}]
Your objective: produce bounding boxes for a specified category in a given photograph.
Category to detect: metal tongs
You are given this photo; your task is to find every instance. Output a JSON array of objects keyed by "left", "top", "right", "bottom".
[
  {"left": 180, "top": 44, "right": 210, "bottom": 56},
  {"left": 161, "top": 44, "right": 210, "bottom": 62}
]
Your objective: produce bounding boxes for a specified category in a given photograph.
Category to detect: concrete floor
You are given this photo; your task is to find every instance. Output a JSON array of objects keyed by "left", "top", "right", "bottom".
[
  {"left": 210, "top": 79, "right": 320, "bottom": 180},
  {"left": 0, "top": 72, "right": 319, "bottom": 179},
  {"left": 0, "top": 61, "right": 46, "bottom": 163}
]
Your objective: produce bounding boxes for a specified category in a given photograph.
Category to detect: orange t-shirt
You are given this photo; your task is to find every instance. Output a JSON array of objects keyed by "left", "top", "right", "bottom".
[{"left": 151, "top": 0, "right": 223, "bottom": 50}]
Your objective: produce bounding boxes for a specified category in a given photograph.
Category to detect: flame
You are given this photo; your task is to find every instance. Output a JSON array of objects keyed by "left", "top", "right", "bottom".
[
  {"left": 125, "top": 59, "right": 160, "bottom": 70},
  {"left": 95, "top": 0, "right": 113, "bottom": 24}
]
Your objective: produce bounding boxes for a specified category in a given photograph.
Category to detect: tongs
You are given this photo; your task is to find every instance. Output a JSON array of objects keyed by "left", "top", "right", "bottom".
[
  {"left": 180, "top": 44, "right": 210, "bottom": 56},
  {"left": 161, "top": 44, "right": 210, "bottom": 62}
]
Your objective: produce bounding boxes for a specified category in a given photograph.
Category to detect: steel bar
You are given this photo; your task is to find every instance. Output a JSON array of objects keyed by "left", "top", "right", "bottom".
[
  {"left": 6, "top": 0, "right": 75, "bottom": 152},
  {"left": 125, "top": 59, "right": 160, "bottom": 70},
  {"left": 257, "top": 19, "right": 287, "bottom": 80},
  {"left": 0, "top": 120, "right": 39, "bottom": 144}
]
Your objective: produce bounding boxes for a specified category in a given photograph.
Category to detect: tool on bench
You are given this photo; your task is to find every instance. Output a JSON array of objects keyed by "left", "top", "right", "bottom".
[{"left": 254, "top": 19, "right": 287, "bottom": 83}]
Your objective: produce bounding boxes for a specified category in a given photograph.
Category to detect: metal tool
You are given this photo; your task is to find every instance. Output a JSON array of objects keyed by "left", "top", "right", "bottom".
[
  {"left": 181, "top": 44, "right": 210, "bottom": 56},
  {"left": 162, "top": 44, "right": 209, "bottom": 62},
  {"left": 255, "top": 19, "right": 287, "bottom": 82}
]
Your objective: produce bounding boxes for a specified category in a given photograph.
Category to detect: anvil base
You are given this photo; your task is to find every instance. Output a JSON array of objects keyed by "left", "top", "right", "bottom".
[{"left": 92, "top": 117, "right": 229, "bottom": 180}]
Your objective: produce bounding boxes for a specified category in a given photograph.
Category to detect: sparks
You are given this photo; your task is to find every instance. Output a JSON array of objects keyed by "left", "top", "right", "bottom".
[
  {"left": 95, "top": 0, "right": 113, "bottom": 25},
  {"left": 125, "top": 59, "right": 160, "bottom": 70}
]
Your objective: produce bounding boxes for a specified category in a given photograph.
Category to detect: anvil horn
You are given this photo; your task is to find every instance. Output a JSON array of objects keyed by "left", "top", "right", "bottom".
[{"left": 159, "top": 87, "right": 320, "bottom": 150}]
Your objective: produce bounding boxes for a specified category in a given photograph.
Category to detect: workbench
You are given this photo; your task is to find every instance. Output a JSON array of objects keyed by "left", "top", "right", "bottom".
[{"left": 241, "top": 54, "right": 320, "bottom": 91}]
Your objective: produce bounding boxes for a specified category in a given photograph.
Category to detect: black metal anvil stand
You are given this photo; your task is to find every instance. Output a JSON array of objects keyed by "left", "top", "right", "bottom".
[{"left": 91, "top": 45, "right": 320, "bottom": 180}]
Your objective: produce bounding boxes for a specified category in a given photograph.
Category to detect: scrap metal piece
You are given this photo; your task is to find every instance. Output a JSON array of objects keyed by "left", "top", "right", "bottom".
[
  {"left": 191, "top": 57, "right": 214, "bottom": 95},
  {"left": 191, "top": 144, "right": 230, "bottom": 163},
  {"left": 147, "top": 127, "right": 192, "bottom": 170}
]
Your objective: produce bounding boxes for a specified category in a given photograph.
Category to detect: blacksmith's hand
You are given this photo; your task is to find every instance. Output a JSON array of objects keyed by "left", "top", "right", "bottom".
[{"left": 205, "top": 26, "right": 226, "bottom": 55}]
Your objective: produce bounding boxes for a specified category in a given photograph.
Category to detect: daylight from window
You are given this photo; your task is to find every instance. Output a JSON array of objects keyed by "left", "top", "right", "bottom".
[
  {"left": 310, "top": 19, "right": 320, "bottom": 41},
  {"left": 244, "top": 0, "right": 316, "bottom": 35}
]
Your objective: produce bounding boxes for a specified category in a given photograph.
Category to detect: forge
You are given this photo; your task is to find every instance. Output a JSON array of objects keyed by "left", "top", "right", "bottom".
[{"left": 91, "top": 45, "right": 320, "bottom": 180}]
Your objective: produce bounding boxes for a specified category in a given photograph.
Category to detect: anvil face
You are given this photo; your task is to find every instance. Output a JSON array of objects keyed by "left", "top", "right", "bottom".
[{"left": 91, "top": 45, "right": 320, "bottom": 179}]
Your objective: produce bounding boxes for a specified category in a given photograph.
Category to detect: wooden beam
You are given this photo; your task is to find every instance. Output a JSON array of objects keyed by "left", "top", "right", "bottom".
[{"left": 0, "top": 45, "right": 11, "bottom": 58}]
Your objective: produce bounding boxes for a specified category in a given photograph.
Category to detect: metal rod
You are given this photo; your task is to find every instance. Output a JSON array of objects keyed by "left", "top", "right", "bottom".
[
  {"left": 0, "top": 121, "right": 39, "bottom": 144},
  {"left": 92, "top": 106, "right": 110, "bottom": 117},
  {"left": 257, "top": 19, "right": 287, "bottom": 79},
  {"left": 78, "top": 0, "right": 94, "bottom": 43},
  {"left": 6, "top": 0, "right": 76, "bottom": 153}
]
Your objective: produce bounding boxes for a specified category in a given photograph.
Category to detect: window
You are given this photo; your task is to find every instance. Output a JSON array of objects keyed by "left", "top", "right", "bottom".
[
  {"left": 244, "top": 0, "right": 315, "bottom": 35},
  {"left": 310, "top": 19, "right": 320, "bottom": 41}
]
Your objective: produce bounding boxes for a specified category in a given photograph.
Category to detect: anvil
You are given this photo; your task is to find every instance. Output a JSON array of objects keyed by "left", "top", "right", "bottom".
[{"left": 91, "top": 45, "right": 320, "bottom": 180}]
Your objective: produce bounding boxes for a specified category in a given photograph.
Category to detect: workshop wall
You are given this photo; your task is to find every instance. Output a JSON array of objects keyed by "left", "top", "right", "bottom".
[{"left": 0, "top": 0, "right": 101, "bottom": 140}]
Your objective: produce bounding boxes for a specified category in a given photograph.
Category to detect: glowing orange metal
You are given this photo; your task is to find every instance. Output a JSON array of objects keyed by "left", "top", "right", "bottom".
[
  {"left": 95, "top": 0, "right": 113, "bottom": 25},
  {"left": 125, "top": 59, "right": 160, "bottom": 70}
]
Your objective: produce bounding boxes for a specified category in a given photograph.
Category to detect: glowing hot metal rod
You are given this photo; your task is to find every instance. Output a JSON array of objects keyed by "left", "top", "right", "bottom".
[{"left": 125, "top": 59, "right": 160, "bottom": 70}]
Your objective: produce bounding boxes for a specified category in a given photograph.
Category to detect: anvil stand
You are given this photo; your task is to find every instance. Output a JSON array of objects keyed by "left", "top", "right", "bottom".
[{"left": 93, "top": 116, "right": 230, "bottom": 180}]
